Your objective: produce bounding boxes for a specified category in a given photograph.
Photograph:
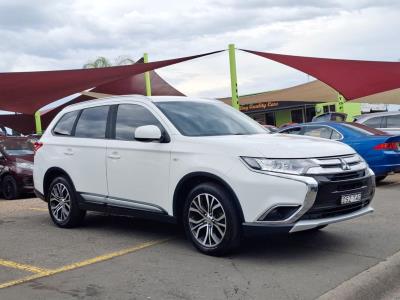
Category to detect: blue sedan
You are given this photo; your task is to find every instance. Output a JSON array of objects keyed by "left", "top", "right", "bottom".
[{"left": 279, "top": 122, "right": 400, "bottom": 182}]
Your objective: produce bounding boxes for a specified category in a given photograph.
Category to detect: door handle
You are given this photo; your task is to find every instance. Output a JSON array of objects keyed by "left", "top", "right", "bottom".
[
  {"left": 64, "top": 149, "right": 74, "bottom": 156},
  {"left": 108, "top": 152, "right": 121, "bottom": 159}
]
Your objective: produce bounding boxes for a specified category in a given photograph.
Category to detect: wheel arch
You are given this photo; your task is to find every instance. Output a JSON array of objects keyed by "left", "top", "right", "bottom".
[
  {"left": 43, "top": 167, "right": 75, "bottom": 198},
  {"left": 172, "top": 172, "right": 244, "bottom": 223}
]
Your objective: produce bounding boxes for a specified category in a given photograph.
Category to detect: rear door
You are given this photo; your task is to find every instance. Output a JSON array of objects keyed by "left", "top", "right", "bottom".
[
  {"left": 54, "top": 105, "right": 110, "bottom": 198},
  {"left": 106, "top": 103, "right": 171, "bottom": 213}
]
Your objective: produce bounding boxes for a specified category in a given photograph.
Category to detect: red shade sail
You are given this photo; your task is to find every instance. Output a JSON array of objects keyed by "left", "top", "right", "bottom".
[
  {"left": 0, "top": 114, "right": 35, "bottom": 135},
  {"left": 242, "top": 49, "right": 400, "bottom": 100},
  {"left": 0, "top": 50, "right": 222, "bottom": 114}
]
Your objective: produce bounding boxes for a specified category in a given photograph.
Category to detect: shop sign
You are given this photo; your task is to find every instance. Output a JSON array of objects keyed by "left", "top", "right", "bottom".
[{"left": 240, "top": 101, "right": 279, "bottom": 112}]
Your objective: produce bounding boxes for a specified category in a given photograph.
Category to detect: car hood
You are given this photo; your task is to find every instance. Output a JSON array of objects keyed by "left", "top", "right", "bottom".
[{"left": 188, "top": 133, "right": 355, "bottom": 158}]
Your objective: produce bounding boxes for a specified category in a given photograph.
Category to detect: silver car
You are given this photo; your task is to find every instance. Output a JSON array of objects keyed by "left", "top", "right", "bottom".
[{"left": 355, "top": 111, "right": 400, "bottom": 135}]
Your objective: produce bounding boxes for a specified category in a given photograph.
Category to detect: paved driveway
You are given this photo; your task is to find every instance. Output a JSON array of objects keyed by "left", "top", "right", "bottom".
[{"left": 0, "top": 174, "right": 399, "bottom": 299}]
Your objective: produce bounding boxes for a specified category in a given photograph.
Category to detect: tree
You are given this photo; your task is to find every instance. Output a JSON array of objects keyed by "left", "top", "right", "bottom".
[{"left": 83, "top": 55, "right": 135, "bottom": 69}]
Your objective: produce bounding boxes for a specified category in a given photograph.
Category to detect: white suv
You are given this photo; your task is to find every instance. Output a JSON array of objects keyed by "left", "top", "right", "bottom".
[{"left": 34, "top": 96, "right": 375, "bottom": 255}]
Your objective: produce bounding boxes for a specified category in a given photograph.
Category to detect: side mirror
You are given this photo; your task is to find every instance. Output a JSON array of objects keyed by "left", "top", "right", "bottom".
[{"left": 134, "top": 125, "right": 162, "bottom": 142}]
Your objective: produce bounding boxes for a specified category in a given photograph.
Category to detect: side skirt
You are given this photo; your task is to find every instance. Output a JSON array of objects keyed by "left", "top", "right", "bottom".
[{"left": 76, "top": 192, "right": 177, "bottom": 224}]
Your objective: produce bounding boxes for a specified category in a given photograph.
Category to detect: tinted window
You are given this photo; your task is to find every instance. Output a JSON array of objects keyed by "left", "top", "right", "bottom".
[
  {"left": 115, "top": 104, "right": 162, "bottom": 140},
  {"left": 75, "top": 106, "right": 109, "bottom": 139},
  {"left": 281, "top": 127, "right": 302, "bottom": 135},
  {"left": 386, "top": 115, "right": 400, "bottom": 127},
  {"left": 303, "top": 126, "right": 333, "bottom": 139},
  {"left": 155, "top": 101, "right": 265, "bottom": 137},
  {"left": 53, "top": 111, "right": 79, "bottom": 136},
  {"left": 364, "top": 117, "right": 382, "bottom": 128}
]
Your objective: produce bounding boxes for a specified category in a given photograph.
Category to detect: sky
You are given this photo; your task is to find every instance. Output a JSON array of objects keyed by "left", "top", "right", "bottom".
[{"left": 1, "top": 0, "right": 400, "bottom": 100}]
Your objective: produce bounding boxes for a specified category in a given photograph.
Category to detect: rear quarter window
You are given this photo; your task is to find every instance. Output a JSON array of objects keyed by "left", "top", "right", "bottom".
[{"left": 53, "top": 110, "right": 80, "bottom": 136}]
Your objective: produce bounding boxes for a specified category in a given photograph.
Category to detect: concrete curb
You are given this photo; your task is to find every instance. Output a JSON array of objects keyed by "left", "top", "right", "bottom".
[{"left": 317, "top": 250, "right": 400, "bottom": 300}]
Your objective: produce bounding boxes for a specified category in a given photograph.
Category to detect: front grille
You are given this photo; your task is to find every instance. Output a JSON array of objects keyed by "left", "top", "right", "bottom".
[
  {"left": 23, "top": 176, "right": 33, "bottom": 187},
  {"left": 300, "top": 200, "right": 371, "bottom": 220},
  {"left": 300, "top": 175, "right": 374, "bottom": 220},
  {"left": 328, "top": 170, "right": 365, "bottom": 181}
]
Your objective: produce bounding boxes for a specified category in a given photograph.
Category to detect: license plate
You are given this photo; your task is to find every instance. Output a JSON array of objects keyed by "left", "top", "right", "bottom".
[{"left": 341, "top": 193, "right": 362, "bottom": 205}]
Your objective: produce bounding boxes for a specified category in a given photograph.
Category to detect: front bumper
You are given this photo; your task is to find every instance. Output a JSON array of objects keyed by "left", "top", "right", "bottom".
[{"left": 242, "top": 168, "right": 375, "bottom": 234}]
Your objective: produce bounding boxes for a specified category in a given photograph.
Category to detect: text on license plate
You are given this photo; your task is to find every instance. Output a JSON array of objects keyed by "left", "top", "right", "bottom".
[{"left": 341, "top": 193, "right": 362, "bottom": 205}]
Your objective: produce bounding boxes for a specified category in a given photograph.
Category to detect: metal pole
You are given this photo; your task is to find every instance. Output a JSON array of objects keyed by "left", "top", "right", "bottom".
[
  {"left": 337, "top": 93, "right": 345, "bottom": 112},
  {"left": 143, "top": 53, "right": 152, "bottom": 97},
  {"left": 228, "top": 44, "right": 240, "bottom": 110},
  {"left": 34, "top": 111, "right": 42, "bottom": 135}
]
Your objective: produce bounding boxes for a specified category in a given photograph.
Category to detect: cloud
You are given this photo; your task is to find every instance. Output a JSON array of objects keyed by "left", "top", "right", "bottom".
[{"left": 0, "top": 0, "right": 399, "bottom": 101}]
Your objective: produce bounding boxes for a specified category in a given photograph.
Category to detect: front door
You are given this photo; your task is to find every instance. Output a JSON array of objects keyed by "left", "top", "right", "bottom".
[{"left": 106, "top": 104, "right": 171, "bottom": 213}]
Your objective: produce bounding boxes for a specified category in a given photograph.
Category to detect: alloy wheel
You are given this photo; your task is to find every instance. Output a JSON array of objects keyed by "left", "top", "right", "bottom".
[
  {"left": 188, "top": 193, "right": 227, "bottom": 248},
  {"left": 49, "top": 183, "right": 71, "bottom": 222}
]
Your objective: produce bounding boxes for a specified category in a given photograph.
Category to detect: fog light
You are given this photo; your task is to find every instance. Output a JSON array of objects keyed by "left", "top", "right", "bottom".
[{"left": 261, "top": 206, "right": 300, "bottom": 221}]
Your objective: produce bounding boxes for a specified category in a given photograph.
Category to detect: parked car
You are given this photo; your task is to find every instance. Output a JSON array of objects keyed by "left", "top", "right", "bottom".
[
  {"left": 34, "top": 96, "right": 375, "bottom": 255},
  {"left": 354, "top": 111, "right": 400, "bottom": 135},
  {"left": 262, "top": 125, "right": 279, "bottom": 133},
  {"left": 312, "top": 112, "right": 347, "bottom": 122},
  {"left": 0, "top": 137, "right": 34, "bottom": 199},
  {"left": 279, "top": 122, "right": 400, "bottom": 182}
]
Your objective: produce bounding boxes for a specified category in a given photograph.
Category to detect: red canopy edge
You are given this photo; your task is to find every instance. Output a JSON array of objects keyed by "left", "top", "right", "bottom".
[
  {"left": 0, "top": 50, "right": 223, "bottom": 114},
  {"left": 241, "top": 49, "right": 400, "bottom": 100}
]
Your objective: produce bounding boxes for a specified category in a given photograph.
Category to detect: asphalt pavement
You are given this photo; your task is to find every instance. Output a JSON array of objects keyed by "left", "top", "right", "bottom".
[{"left": 0, "top": 174, "right": 399, "bottom": 300}]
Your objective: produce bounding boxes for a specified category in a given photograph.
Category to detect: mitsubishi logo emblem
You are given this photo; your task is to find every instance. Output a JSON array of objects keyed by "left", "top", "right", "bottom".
[{"left": 339, "top": 158, "right": 351, "bottom": 170}]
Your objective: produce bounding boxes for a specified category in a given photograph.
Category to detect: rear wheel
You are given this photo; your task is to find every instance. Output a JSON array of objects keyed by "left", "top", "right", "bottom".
[
  {"left": 47, "top": 176, "right": 86, "bottom": 228},
  {"left": 183, "top": 182, "right": 241, "bottom": 256},
  {"left": 2, "top": 175, "right": 20, "bottom": 200}
]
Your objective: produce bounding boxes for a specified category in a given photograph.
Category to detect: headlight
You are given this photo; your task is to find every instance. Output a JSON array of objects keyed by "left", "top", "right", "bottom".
[
  {"left": 241, "top": 157, "right": 318, "bottom": 175},
  {"left": 16, "top": 162, "right": 33, "bottom": 170}
]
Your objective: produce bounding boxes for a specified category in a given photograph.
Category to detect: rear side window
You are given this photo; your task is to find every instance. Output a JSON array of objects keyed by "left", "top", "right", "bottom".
[
  {"left": 386, "top": 115, "right": 400, "bottom": 127},
  {"left": 281, "top": 127, "right": 302, "bottom": 135},
  {"left": 364, "top": 117, "right": 382, "bottom": 128},
  {"left": 75, "top": 106, "right": 110, "bottom": 139},
  {"left": 303, "top": 126, "right": 333, "bottom": 139},
  {"left": 53, "top": 111, "right": 80, "bottom": 136},
  {"left": 115, "top": 104, "right": 162, "bottom": 141}
]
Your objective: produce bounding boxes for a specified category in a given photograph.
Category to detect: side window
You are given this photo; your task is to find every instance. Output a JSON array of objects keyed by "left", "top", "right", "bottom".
[
  {"left": 303, "top": 126, "right": 333, "bottom": 139},
  {"left": 53, "top": 110, "right": 80, "bottom": 136},
  {"left": 364, "top": 117, "right": 382, "bottom": 128},
  {"left": 386, "top": 115, "right": 400, "bottom": 128},
  {"left": 74, "top": 106, "right": 109, "bottom": 139},
  {"left": 115, "top": 104, "right": 162, "bottom": 141},
  {"left": 331, "top": 130, "right": 342, "bottom": 140},
  {"left": 281, "top": 127, "right": 302, "bottom": 135}
]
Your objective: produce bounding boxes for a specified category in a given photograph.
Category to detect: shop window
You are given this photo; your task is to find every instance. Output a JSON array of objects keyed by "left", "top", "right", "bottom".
[{"left": 291, "top": 109, "right": 304, "bottom": 123}]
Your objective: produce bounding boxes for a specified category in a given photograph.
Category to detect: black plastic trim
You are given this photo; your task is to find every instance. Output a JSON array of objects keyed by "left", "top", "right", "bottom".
[
  {"left": 34, "top": 189, "right": 45, "bottom": 201},
  {"left": 172, "top": 172, "right": 245, "bottom": 222}
]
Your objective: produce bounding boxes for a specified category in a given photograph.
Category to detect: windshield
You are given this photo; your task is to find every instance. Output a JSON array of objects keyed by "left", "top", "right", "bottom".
[
  {"left": 1, "top": 140, "right": 34, "bottom": 156},
  {"left": 155, "top": 101, "right": 266, "bottom": 137}
]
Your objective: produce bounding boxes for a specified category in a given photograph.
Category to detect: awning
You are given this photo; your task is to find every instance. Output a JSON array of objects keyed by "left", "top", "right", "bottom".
[
  {"left": 0, "top": 50, "right": 221, "bottom": 114},
  {"left": 242, "top": 49, "right": 400, "bottom": 100}
]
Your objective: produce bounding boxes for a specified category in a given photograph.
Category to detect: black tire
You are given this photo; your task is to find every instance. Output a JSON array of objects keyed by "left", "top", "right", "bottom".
[
  {"left": 375, "top": 176, "right": 387, "bottom": 183},
  {"left": 2, "top": 175, "right": 20, "bottom": 200},
  {"left": 47, "top": 176, "right": 86, "bottom": 228},
  {"left": 183, "top": 182, "right": 241, "bottom": 256}
]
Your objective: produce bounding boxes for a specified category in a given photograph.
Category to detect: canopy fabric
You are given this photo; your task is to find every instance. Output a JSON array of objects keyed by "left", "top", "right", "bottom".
[
  {"left": 0, "top": 50, "right": 220, "bottom": 114},
  {"left": 0, "top": 114, "right": 35, "bottom": 134},
  {"left": 220, "top": 80, "right": 337, "bottom": 105},
  {"left": 241, "top": 49, "right": 400, "bottom": 100},
  {"left": 220, "top": 80, "right": 400, "bottom": 106}
]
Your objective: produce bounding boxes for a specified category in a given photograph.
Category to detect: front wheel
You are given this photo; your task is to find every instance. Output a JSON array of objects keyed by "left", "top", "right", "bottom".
[
  {"left": 2, "top": 175, "right": 20, "bottom": 200},
  {"left": 47, "top": 176, "right": 86, "bottom": 228},
  {"left": 183, "top": 182, "right": 241, "bottom": 256}
]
